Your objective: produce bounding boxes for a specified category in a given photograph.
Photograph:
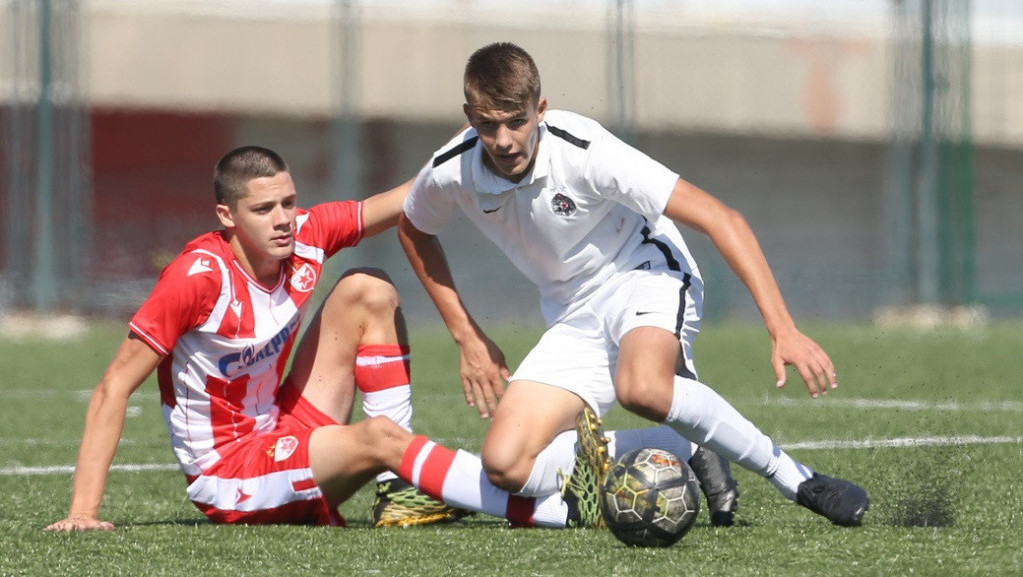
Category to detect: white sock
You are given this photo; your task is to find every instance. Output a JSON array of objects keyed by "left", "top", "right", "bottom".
[
  {"left": 764, "top": 445, "right": 815, "bottom": 500},
  {"left": 607, "top": 425, "right": 696, "bottom": 462},
  {"left": 362, "top": 386, "right": 412, "bottom": 484},
  {"left": 518, "top": 425, "right": 698, "bottom": 497},
  {"left": 361, "top": 386, "right": 413, "bottom": 431},
  {"left": 518, "top": 430, "right": 577, "bottom": 496},
  {"left": 356, "top": 345, "right": 414, "bottom": 485},
  {"left": 403, "top": 440, "right": 568, "bottom": 527},
  {"left": 531, "top": 493, "right": 571, "bottom": 527},
  {"left": 664, "top": 375, "right": 811, "bottom": 501}
]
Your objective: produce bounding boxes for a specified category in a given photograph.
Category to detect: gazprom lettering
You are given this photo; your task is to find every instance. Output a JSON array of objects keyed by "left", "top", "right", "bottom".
[{"left": 217, "top": 318, "right": 299, "bottom": 376}]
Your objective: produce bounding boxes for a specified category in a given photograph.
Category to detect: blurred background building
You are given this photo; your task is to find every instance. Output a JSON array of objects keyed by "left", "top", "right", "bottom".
[{"left": 1, "top": 0, "right": 1021, "bottom": 326}]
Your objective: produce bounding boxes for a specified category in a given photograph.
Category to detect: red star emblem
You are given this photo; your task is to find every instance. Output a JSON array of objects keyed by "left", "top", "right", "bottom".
[{"left": 290, "top": 263, "right": 317, "bottom": 293}]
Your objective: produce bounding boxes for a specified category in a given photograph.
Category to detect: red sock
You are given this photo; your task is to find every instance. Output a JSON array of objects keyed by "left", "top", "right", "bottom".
[
  {"left": 355, "top": 344, "right": 410, "bottom": 393},
  {"left": 398, "top": 435, "right": 456, "bottom": 498},
  {"left": 356, "top": 344, "right": 413, "bottom": 435},
  {"left": 505, "top": 495, "right": 537, "bottom": 527},
  {"left": 398, "top": 435, "right": 537, "bottom": 527}
]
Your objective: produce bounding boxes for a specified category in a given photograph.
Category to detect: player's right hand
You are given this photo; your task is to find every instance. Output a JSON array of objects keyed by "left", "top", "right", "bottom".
[
  {"left": 770, "top": 327, "right": 838, "bottom": 398},
  {"left": 43, "top": 516, "right": 115, "bottom": 532},
  {"left": 457, "top": 331, "right": 510, "bottom": 419}
]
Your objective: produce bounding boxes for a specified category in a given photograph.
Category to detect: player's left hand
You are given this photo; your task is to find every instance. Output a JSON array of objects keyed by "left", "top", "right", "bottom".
[{"left": 771, "top": 328, "right": 838, "bottom": 398}]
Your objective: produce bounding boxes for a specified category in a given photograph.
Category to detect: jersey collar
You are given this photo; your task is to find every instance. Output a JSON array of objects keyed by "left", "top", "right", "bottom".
[{"left": 472, "top": 122, "right": 551, "bottom": 195}]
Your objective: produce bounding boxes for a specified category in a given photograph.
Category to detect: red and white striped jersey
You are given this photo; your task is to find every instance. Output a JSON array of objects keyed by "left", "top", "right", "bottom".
[{"left": 129, "top": 201, "right": 364, "bottom": 477}]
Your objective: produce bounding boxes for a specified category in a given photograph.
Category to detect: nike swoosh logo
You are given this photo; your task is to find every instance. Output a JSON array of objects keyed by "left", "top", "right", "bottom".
[
  {"left": 635, "top": 311, "right": 656, "bottom": 316},
  {"left": 482, "top": 207, "right": 501, "bottom": 214}
]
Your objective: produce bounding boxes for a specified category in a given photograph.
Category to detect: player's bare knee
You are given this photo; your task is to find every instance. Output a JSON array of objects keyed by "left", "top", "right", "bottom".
[
  {"left": 616, "top": 378, "right": 671, "bottom": 422},
  {"left": 362, "top": 414, "right": 404, "bottom": 437},
  {"left": 480, "top": 444, "right": 529, "bottom": 491},
  {"left": 482, "top": 462, "right": 528, "bottom": 493},
  {"left": 333, "top": 268, "right": 401, "bottom": 313},
  {"left": 359, "top": 415, "right": 412, "bottom": 462},
  {"left": 337, "top": 267, "right": 397, "bottom": 295}
]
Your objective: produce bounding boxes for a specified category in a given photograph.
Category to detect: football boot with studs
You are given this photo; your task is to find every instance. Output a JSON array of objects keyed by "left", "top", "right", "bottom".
[
  {"left": 796, "top": 473, "right": 869, "bottom": 527},
  {"left": 372, "top": 478, "right": 471, "bottom": 528},
  {"left": 561, "top": 406, "right": 613, "bottom": 528},
  {"left": 687, "top": 446, "right": 740, "bottom": 527}
]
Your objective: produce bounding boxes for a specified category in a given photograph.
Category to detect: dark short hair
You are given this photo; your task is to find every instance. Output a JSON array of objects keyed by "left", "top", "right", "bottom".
[
  {"left": 464, "top": 42, "right": 541, "bottom": 113},
  {"left": 213, "top": 146, "right": 289, "bottom": 207}
]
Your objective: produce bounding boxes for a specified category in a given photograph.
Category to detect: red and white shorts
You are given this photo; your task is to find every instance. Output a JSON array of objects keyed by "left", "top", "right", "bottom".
[{"left": 184, "top": 383, "right": 345, "bottom": 526}]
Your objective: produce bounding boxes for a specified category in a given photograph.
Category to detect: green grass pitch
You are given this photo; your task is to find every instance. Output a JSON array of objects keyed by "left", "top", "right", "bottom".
[{"left": 2, "top": 319, "right": 1021, "bottom": 576}]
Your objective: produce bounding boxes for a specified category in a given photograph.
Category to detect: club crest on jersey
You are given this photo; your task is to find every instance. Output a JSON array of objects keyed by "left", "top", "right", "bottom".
[
  {"left": 270, "top": 435, "right": 300, "bottom": 462},
  {"left": 290, "top": 263, "right": 317, "bottom": 293},
  {"left": 551, "top": 193, "right": 577, "bottom": 217}
]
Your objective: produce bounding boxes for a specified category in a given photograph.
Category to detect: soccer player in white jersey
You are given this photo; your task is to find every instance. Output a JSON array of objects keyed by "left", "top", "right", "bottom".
[
  {"left": 398, "top": 42, "right": 870, "bottom": 527},
  {"left": 44, "top": 145, "right": 700, "bottom": 532}
]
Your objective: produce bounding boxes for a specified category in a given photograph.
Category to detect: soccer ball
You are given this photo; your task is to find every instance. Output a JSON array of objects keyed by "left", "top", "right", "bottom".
[{"left": 599, "top": 447, "right": 701, "bottom": 547}]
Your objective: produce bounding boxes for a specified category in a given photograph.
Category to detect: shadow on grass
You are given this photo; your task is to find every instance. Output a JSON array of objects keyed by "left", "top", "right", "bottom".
[{"left": 885, "top": 489, "right": 957, "bottom": 528}]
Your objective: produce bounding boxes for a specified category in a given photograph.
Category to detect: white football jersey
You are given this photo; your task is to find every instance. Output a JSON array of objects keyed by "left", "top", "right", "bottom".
[
  {"left": 405, "top": 109, "right": 701, "bottom": 324},
  {"left": 129, "top": 201, "right": 364, "bottom": 476}
]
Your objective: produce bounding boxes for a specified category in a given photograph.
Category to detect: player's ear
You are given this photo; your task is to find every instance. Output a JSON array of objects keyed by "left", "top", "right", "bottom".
[
  {"left": 462, "top": 102, "right": 473, "bottom": 125},
  {"left": 215, "top": 203, "right": 234, "bottom": 229},
  {"left": 536, "top": 96, "right": 547, "bottom": 121}
]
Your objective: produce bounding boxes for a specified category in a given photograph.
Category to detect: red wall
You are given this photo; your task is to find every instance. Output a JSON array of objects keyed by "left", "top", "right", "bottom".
[{"left": 91, "top": 109, "right": 231, "bottom": 276}]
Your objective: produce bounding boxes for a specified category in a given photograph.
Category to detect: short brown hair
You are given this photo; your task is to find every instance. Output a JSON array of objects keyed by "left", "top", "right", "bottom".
[
  {"left": 463, "top": 42, "right": 541, "bottom": 113},
  {"left": 213, "top": 146, "right": 289, "bottom": 207}
]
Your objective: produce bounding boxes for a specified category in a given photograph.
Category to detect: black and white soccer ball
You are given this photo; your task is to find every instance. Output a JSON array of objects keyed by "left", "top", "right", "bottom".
[{"left": 599, "top": 447, "right": 701, "bottom": 547}]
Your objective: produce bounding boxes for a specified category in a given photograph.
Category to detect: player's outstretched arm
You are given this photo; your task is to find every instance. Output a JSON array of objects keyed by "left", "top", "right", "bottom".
[
  {"left": 44, "top": 334, "right": 162, "bottom": 532},
  {"left": 360, "top": 177, "right": 415, "bottom": 238},
  {"left": 663, "top": 178, "right": 837, "bottom": 398},
  {"left": 397, "top": 214, "right": 510, "bottom": 418},
  {"left": 360, "top": 124, "right": 469, "bottom": 238}
]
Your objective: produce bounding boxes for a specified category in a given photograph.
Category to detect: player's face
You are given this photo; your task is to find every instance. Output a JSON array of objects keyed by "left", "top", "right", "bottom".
[
  {"left": 217, "top": 171, "right": 298, "bottom": 278},
  {"left": 465, "top": 97, "right": 547, "bottom": 183}
]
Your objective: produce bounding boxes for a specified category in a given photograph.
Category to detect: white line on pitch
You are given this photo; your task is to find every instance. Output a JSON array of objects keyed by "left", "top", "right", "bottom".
[
  {"left": 0, "top": 438, "right": 159, "bottom": 447},
  {"left": 786, "top": 435, "right": 1023, "bottom": 450},
  {"left": 756, "top": 397, "right": 1023, "bottom": 412},
  {"left": 418, "top": 393, "right": 1023, "bottom": 413},
  {"left": 1, "top": 463, "right": 179, "bottom": 476},
  {"left": 3, "top": 389, "right": 161, "bottom": 401},
  {"left": 3, "top": 435, "right": 1021, "bottom": 477}
]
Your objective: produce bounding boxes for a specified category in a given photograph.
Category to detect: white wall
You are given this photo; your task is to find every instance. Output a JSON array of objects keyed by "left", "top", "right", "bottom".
[{"left": 70, "top": 0, "right": 1022, "bottom": 146}]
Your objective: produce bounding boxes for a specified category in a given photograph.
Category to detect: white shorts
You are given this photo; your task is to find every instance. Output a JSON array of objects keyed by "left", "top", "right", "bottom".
[{"left": 510, "top": 267, "right": 704, "bottom": 417}]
